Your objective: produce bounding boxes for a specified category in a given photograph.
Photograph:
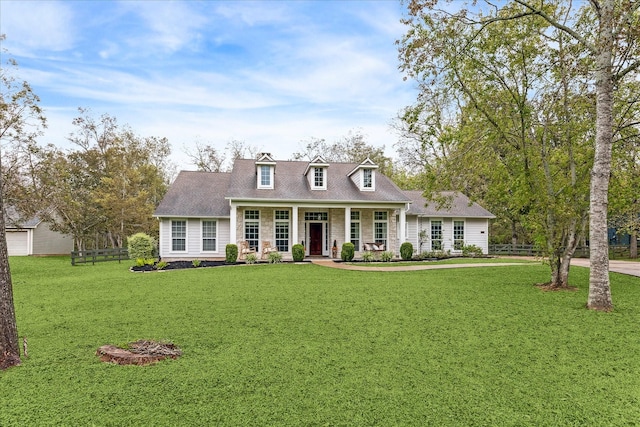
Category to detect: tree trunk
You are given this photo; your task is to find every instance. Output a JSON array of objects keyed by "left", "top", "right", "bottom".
[
  {"left": 0, "top": 170, "right": 21, "bottom": 370},
  {"left": 631, "top": 231, "right": 638, "bottom": 259},
  {"left": 587, "top": 0, "right": 614, "bottom": 311}
]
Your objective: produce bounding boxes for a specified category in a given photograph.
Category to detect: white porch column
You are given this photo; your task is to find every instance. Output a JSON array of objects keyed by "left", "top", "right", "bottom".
[
  {"left": 399, "top": 205, "right": 407, "bottom": 246},
  {"left": 344, "top": 206, "right": 351, "bottom": 246},
  {"left": 230, "top": 203, "right": 237, "bottom": 244},
  {"left": 292, "top": 206, "right": 299, "bottom": 247}
]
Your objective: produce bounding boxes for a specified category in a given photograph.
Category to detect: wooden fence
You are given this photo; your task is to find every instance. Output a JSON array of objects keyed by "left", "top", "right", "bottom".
[
  {"left": 71, "top": 248, "right": 129, "bottom": 265},
  {"left": 488, "top": 244, "right": 630, "bottom": 259}
]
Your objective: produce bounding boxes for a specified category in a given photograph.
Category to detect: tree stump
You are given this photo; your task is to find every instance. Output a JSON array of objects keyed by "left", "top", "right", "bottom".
[{"left": 96, "top": 340, "right": 181, "bottom": 366}]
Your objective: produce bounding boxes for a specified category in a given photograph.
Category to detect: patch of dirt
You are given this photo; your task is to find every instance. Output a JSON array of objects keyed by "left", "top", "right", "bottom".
[
  {"left": 536, "top": 283, "right": 580, "bottom": 292},
  {"left": 97, "top": 340, "right": 182, "bottom": 366}
]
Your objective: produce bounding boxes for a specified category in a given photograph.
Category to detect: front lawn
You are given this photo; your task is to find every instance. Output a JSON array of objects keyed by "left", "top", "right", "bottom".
[{"left": 2, "top": 257, "right": 639, "bottom": 426}]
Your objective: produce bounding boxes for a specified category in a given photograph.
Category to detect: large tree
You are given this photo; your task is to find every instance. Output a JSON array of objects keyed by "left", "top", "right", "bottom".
[
  {"left": 292, "top": 130, "right": 393, "bottom": 175},
  {"left": 0, "top": 42, "right": 46, "bottom": 369},
  {"left": 399, "top": 0, "right": 640, "bottom": 310}
]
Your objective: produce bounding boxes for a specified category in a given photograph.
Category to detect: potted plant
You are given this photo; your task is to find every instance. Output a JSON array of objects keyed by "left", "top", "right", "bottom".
[{"left": 332, "top": 240, "right": 338, "bottom": 258}]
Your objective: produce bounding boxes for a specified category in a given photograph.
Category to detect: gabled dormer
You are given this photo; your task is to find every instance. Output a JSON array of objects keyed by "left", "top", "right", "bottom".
[
  {"left": 256, "top": 152, "right": 276, "bottom": 189},
  {"left": 303, "top": 156, "right": 329, "bottom": 190},
  {"left": 348, "top": 157, "right": 378, "bottom": 191}
]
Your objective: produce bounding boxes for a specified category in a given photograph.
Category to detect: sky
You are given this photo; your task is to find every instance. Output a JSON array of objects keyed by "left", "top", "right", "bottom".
[{"left": 0, "top": 0, "right": 418, "bottom": 171}]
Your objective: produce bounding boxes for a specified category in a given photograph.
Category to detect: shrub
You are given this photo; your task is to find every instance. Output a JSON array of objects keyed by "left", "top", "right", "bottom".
[
  {"left": 135, "top": 258, "right": 146, "bottom": 267},
  {"left": 381, "top": 251, "right": 394, "bottom": 262},
  {"left": 341, "top": 242, "right": 355, "bottom": 262},
  {"left": 192, "top": 259, "right": 201, "bottom": 268},
  {"left": 226, "top": 244, "right": 238, "bottom": 264},
  {"left": 155, "top": 261, "right": 168, "bottom": 270},
  {"left": 127, "top": 233, "right": 156, "bottom": 260},
  {"left": 245, "top": 253, "right": 258, "bottom": 264},
  {"left": 400, "top": 242, "right": 413, "bottom": 260},
  {"left": 292, "top": 244, "right": 305, "bottom": 262},
  {"left": 362, "top": 251, "right": 375, "bottom": 263},
  {"left": 268, "top": 251, "right": 282, "bottom": 264},
  {"left": 462, "top": 244, "right": 484, "bottom": 257}
]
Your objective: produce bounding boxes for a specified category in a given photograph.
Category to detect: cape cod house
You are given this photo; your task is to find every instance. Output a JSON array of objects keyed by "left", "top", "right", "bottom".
[{"left": 154, "top": 153, "right": 494, "bottom": 260}]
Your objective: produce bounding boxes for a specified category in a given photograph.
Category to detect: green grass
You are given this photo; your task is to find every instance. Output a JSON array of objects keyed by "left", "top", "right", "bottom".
[{"left": 2, "top": 257, "right": 640, "bottom": 426}]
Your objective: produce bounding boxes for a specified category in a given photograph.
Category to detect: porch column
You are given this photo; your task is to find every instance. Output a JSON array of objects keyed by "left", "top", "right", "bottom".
[
  {"left": 344, "top": 207, "right": 351, "bottom": 246},
  {"left": 292, "top": 206, "right": 299, "bottom": 248},
  {"left": 230, "top": 203, "right": 237, "bottom": 244},
  {"left": 399, "top": 205, "right": 407, "bottom": 246}
]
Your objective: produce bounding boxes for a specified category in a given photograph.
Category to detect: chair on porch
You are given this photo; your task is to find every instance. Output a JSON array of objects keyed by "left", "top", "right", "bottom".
[
  {"left": 261, "top": 241, "right": 278, "bottom": 259},
  {"left": 238, "top": 241, "right": 257, "bottom": 260}
]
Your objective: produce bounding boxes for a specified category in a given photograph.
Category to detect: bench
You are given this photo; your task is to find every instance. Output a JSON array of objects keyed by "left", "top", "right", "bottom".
[{"left": 363, "top": 242, "right": 385, "bottom": 252}]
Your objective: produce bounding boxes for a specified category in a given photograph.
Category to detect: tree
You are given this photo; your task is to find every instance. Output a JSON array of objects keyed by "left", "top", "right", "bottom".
[
  {"left": 0, "top": 39, "right": 46, "bottom": 369},
  {"left": 185, "top": 139, "right": 260, "bottom": 172},
  {"left": 292, "top": 130, "right": 393, "bottom": 175},
  {"left": 19, "top": 109, "right": 172, "bottom": 251},
  {"left": 399, "top": 0, "right": 640, "bottom": 310}
]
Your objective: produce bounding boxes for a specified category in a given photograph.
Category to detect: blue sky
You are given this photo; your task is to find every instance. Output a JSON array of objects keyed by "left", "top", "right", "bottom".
[{"left": 1, "top": 0, "right": 417, "bottom": 170}]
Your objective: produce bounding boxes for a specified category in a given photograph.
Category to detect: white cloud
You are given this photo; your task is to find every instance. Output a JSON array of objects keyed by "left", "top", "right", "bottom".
[{"left": 0, "top": 0, "right": 75, "bottom": 54}]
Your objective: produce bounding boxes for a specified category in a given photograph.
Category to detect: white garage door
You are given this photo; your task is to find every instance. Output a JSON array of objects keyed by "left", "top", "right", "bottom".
[{"left": 6, "top": 230, "right": 29, "bottom": 256}]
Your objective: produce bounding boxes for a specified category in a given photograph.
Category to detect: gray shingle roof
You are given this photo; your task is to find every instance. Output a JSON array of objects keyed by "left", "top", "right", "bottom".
[
  {"left": 405, "top": 190, "right": 495, "bottom": 218},
  {"left": 154, "top": 163, "right": 494, "bottom": 220},
  {"left": 226, "top": 159, "right": 410, "bottom": 203},
  {"left": 154, "top": 171, "right": 231, "bottom": 217},
  {"left": 3, "top": 206, "right": 41, "bottom": 228}
]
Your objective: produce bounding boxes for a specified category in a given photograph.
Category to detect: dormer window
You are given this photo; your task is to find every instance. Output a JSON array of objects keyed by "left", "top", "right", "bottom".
[
  {"left": 363, "top": 169, "right": 373, "bottom": 189},
  {"left": 314, "top": 167, "right": 325, "bottom": 189},
  {"left": 348, "top": 157, "right": 378, "bottom": 191},
  {"left": 256, "top": 152, "right": 276, "bottom": 189},
  {"left": 259, "top": 165, "right": 272, "bottom": 188},
  {"left": 304, "top": 156, "right": 329, "bottom": 190}
]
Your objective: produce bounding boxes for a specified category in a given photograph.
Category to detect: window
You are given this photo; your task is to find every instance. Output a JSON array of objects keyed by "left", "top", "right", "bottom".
[
  {"left": 245, "top": 210, "right": 260, "bottom": 249},
  {"left": 453, "top": 220, "right": 465, "bottom": 251},
  {"left": 258, "top": 165, "right": 273, "bottom": 189},
  {"left": 431, "top": 220, "right": 443, "bottom": 251},
  {"left": 374, "top": 211, "right": 388, "bottom": 248},
  {"left": 313, "top": 167, "right": 325, "bottom": 189},
  {"left": 171, "top": 220, "right": 186, "bottom": 252},
  {"left": 260, "top": 165, "right": 271, "bottom": 187},
  {"left": 202, "top": 220, "right": 217, "bottom": 251},
  {"left": 363, "top": 169, "right": 372, "bottom": 188},
  {"left": 304, "top": 212, "right": 328, "bottom": 221},
  {"left": 275, "top": 210, "right": 289, "bottom": 252},
  {"left": 350, "top": 211, "right": 361, "bottom": 250}
]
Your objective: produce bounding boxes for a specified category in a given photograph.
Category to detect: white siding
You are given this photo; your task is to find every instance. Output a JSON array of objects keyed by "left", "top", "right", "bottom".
[
  {"left": 405, "top": 216, "right": 490, "bottom": 254},
  {"left": 159, "top": 218, "right": 230, "bottom": 260},
  {"left": 464, "top": 218, "right": 490, "bottom": 254},
  {"left": 405, "top": 215, "right": 419, "bottom": 253}
]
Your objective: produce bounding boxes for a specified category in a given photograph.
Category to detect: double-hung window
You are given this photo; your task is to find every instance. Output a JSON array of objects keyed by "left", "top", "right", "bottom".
[
  {"left": 453, "top": 220, "right": 465, "bottom": 251},
  {"left": 260, "top": 165, "right": 271, "bottom": 187},
  {"left": 275, "top": 210, "right": 290, "bottom": 252},
  {"left": 202, "top": 220, "right": 217, "bottom": 251},
  {"left": 431, "top": 220, "right": 443, "bottom": 251},
  {"left": 363, "top": 169, "right": 373, "bottom": 189},
  {"left": 171, "top": 220, "right": 187, "bottom": 252},
  {"left": 350, "top": 211, "right": 361, "bottom": 250},
  {"left": 244, "top": 210, "right": 260, "bottom": 250},
  {"left": 374, "top": 211, "right": 388, "bottom": 248}
]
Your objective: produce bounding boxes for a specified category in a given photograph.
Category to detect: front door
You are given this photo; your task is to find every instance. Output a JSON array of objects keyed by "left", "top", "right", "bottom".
[{"left": 310, "top": 223, "right": 323, "bottom": 255}]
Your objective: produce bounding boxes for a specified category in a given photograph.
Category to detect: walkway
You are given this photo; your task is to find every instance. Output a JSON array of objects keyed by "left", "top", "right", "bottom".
[
  {"left": 310, "top": 259, "right": 532, "bottom": 272},
  {"left": 311, "top": 258, "right": 640, "bottom": 277}
]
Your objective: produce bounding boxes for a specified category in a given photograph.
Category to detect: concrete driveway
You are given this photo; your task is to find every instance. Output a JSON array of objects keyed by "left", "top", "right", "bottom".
[
  {"left": 570, "top": 258, "right": 640, "bottom": 278},
  {"left": 311, "top": 257, "right": 640, "bottom": 278}
]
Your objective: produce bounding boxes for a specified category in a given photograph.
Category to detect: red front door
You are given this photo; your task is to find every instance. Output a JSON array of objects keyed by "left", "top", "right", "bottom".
[{"left": 310, "top": 223, "right": 323, "bottom": 255}]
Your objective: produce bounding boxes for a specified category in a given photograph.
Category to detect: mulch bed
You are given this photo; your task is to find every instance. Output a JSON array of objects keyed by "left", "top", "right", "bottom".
[
  {"left": 97, "top": 340, "right": 182, "bottom": 366},
  {"left": 131, "top": 260, "right": 230, "bottom": 272}
]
